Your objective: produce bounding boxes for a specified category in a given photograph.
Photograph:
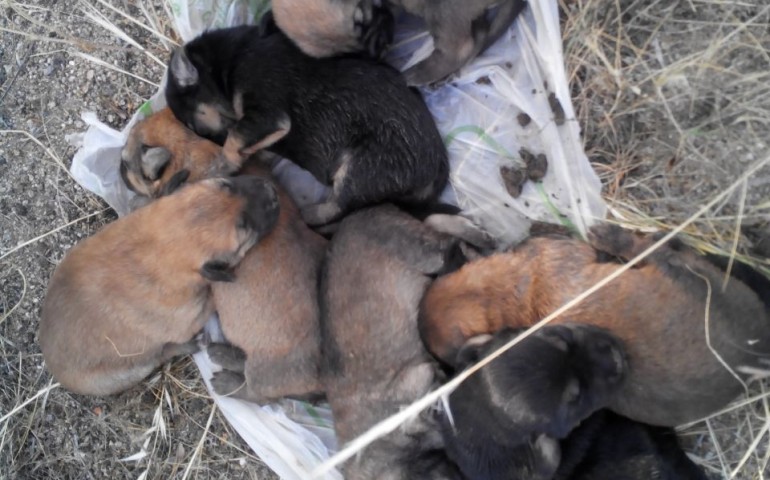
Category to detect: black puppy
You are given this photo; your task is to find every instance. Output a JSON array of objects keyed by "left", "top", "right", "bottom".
[
  {"left": 554, "top": 410, "right": 710, "bottom": 480},
  {"left": 442, "top": 325, "right": 627, "bottom": 480},
  {"left": 165, "top": 25, "right": 448, "bottom": 226}
]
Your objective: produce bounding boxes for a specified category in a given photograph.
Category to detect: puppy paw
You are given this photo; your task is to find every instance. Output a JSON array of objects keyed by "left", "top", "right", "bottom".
[
  {"left": 207, "top": 343, "right": 246, "bottom": 372},
  {"left": 352, "top": 0, "right": 373, "bottom": 38},
  {"left": 223, "top": 135, "right": 247, "bottom": 166},
  {"left": 587, "top": 223, "right": 636, "bottom": 259},
  {"left": 359, "top": 4, "right": 394, "bottom": 58},
  {"left": 210, "top": 370, "right": 247, "bottom": 398},
  {"left": 301, "top": 201, "right": 343, "bottom": 227}
]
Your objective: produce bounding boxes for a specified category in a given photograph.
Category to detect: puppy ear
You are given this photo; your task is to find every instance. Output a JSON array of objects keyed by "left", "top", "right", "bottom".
[
  {"left": 200, "top": 260, "right": 236, "bottom": 282},
  {"left": 170, "top": 48, "right": 199, "bottom": 88},
  {"left": 159, "top": 169, "right": 190, "bottom": 196},
  {"left": 140, "top": 147, "right": 172, "bottom": 180},
  {"left": 454, "top": 334, "right": 493, "bottom": 368}
]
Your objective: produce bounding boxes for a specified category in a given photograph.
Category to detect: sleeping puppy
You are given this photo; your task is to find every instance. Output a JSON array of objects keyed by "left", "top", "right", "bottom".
[
  {"left": 38, "top": 176, "right": 280, "bottom": 396},
  {"left": 165, "top": 25, "right": 449, "bottom": 226},
  {"left": 270, "top": 1, "right": 394, "bottom": 58},
  {"left": 120, "top": 107, "right": 232, "bottom": 198},
  {"left": 271, "top": 0, "right": 528, "bottom": 85},
  {"left": 321, "top": 204, "right": 474, "bottom": 479},
  {"left": 420, "top": 223, "right": 770, "bottom": 426},
  {"left": 443, "top": 325, "right": 627, "bottom": 480},
  {"left": 554, "top": 410, "right": 709, "bottom": 480},
  {"left": 207, "top": 160, "right": 328, "bottom": 402},
  {"left": 120, "top": 109, "right": 328, "bottom": 402}
]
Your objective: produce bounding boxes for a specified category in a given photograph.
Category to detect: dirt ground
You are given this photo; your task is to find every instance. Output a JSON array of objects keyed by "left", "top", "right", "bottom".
[{"left": 0, "top": 0, "right": 768, "bottom": 479}]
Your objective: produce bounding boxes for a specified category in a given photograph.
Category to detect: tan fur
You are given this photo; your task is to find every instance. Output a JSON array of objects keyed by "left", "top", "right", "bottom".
[
  {"left": 222, "top": 116, "right": 291, "bottom": 164},
  {"left": 212, "top": 161, "right": 328, "bottom": 402},
  {"left": 123, "top": 109, "right": 327, "bottom": 402},
  {"left": 39, "top": 179, "right": 264, "bottom": 396},
  {"left": 121, "top": 108, "right": 236, "bottom": 197},
  {"left": 420, "top": 228, "right": 770, "bottom": 426},
  {"left": 272, "top": 0, "right": 362, "bottom": 57}
]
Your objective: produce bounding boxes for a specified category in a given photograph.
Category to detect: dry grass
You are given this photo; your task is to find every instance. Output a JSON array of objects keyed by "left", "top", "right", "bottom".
[
  {"left": 562, "top": 0, "right": 770, "bottom": 477},
  {"left": 0, "top": 0, "right": 769, "bottom": 479}
]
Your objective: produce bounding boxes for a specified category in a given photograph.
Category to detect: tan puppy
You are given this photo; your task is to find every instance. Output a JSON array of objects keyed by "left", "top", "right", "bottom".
[
  {"left": 121, "top": 109, "right": 328, "bottom": 402},
  {"left": 322, "top": 204, "right": 470, "bottom": 479},
  {"left": 420, "top": 224, "right": 770, "bottom": 426},
  {"left": 39, "top": 176, "right": 280, "bottom": 396},
  {"left": 120, "top": 108, "right": 233, "bottom": 198},
  {"left": 207, "top": 161, "right": 329, "bottom": 402}
]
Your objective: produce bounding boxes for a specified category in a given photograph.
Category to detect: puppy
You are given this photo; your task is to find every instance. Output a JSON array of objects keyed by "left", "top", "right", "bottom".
[
  {"left": 443, "top": 325, "right": 626, "bottom": 480},
  {"left": 207, "top": 161, "right": 329, "bottom": 402},
  {"left": 270, "top": 1, "right": 394, "bottom": 58},
  {"left": 120, "top": 107, "right": 232, "bottom": 198},
  {"left": 165, "top": 25, "right": 449, "bottom": 226},
  {"left": 271, "top": 0, "right": 527, "bottom": 85},
  {"left": 121, "top": 109, "right": 329, "bottom": 402},
  {"left": 420, "top": 224, "right": 770, "bottom": 426},
  {"left": 321, "top": 204, "right": 471, "bottom": 479},
  {"left": 38, "top": 176, "right": 280, "bottom": 396},
  {"left": 554, "top": 410, "right": 709, "bottom": 480}
]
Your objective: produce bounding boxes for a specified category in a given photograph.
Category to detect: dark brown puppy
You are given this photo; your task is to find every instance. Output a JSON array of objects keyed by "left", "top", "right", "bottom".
[
  {"left": 420, "top": 224, "right": 770, "bottom": 426},
  {"left": 443, "top": 325, "right": 626, "bottom": 480},
  {"left": 271, "top": 0, "right": 527, "bottom": 85},
  {"left": 120, "top": 108, "right": 232, "bottom": 198},
  {"left": 321, "top": 204, "right": 469, "bottom": 479},
  {"left": 120, "top": 109, "right": 328, "bottom": 402},
  {"left": 39, "top": 176, "right": 280, "bottom": 396},
  {"left": 207, "top": 160, "right": 328, "bottom": 403}
]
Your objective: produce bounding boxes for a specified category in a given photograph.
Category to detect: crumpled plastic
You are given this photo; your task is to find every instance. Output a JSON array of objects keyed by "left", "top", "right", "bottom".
[{"left": 67, "top": 0, "right": 606, "bottom": 478}]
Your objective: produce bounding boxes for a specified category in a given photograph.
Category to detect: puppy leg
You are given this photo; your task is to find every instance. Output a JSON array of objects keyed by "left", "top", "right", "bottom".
[
  {"left": 358, "top": 2, "right": 394, "bottom": 58},
  {"left": 223, "top": 112, "right": 291, "bottom": 165},
  {"left": 423, "top": 214, "right": 496, "bottom": 251},
  {"left": 207, "top": 343, "right": 247, "bottom": 372},
  {"left": 160, "top": 338, "right": 200, "bottom": 362},
  {"left": 300, "top": 201, "right": 344, "bottom": 227}
]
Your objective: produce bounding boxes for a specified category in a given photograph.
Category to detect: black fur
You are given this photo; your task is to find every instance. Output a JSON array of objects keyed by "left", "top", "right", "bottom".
[
  {"left": 442, "top": 325, "right": 627, "bottom": 480},
  {"left": 554, "top": 410, "right": 709, "bottom": 480},
  {"left": 159, "top": 169, "right": 190, "bottom": 196},
  {"left": 165, "top": 26, "right": 448, "bottom": 226},
  {"left": 200, "top": 260, "right": 236, "bottom": 282}
]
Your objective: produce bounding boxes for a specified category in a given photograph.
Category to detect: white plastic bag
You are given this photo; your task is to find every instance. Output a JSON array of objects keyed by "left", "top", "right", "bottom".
[{"left": 68, "top": 0, "right": 606, "bottom": 478}]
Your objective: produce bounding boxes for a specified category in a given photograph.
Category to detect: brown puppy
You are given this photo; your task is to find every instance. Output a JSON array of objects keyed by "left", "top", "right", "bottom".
[
  {"left": 321, "top": 204, "right": 469, "bottom": 480},
  {"left": 420, "top": 224, "right": 770, "bottom": 426},
  {"left": 121, "top": 108, "right": 328, "bottom": 402},
  {"left": 120, "top": 108, "right": 233, "bottom": 198},
  {"left": 207, "top": 161, "right": 329, "bottom": 403},
  {"left": 39, "top": 176, "right": 280, "bottom": 396}
]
